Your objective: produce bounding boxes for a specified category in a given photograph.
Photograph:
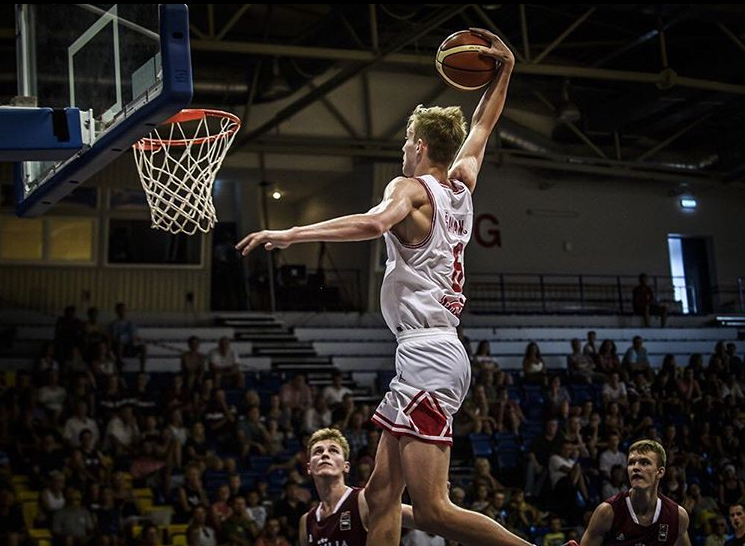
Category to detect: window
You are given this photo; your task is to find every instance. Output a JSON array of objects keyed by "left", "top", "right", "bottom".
[
  {"left": 49, "top": 218, "right": 95, "bottom": 261},
  {"left": 0, "top": 216, "right": 43, "bottom": 260},
  {"left": 107, "top": 219, "right": 201, "bottom": 265}
]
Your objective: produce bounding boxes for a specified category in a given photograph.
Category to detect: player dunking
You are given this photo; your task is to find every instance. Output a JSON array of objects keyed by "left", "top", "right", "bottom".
[
  {"left": 238, "top": 28, "right": 527, "bottom": 546},
  {"left": 580, "top": 439, "right": 691, "bottom": 546}
]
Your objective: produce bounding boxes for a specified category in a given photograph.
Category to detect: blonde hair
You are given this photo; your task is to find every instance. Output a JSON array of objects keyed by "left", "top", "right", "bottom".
[
  {"left": 308, "top": 428, "right": 350, "bottom": 461},
  {"left": 629, "top": 439, "right": 667, "bottom": 468},
  {"left": 407, "top": 105, "right": 467, "bottom": 166}
]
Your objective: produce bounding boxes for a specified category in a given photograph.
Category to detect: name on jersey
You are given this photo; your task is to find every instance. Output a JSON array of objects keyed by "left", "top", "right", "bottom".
[
  {"left": 444, "top": 212, "right": 467, "bottom": 236},
  {"left": 311, "top": 539, "right": 349, "bottom": 546}
]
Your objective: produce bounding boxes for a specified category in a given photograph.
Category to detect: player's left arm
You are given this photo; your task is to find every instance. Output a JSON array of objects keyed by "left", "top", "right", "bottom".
[
  {"left": 236, "top": 176, "right": 422, "bottom": 255},
  {"left": 675, "top": 506, "right": 691, "bottom": 546},
  {"left": 358, "top": 489, "right": 416, "bottom": 530},
  {"left": 448, "top": 28, "right": 515, "bottom": 193}
]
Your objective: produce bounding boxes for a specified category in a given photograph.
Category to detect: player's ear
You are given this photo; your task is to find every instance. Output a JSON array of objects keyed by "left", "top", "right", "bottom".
[
  {"left": 343, "top": 461, "right": 350, "bottom": 475},
  {"left": 306, "top": 462, "right": 311, "bottom": 476}
]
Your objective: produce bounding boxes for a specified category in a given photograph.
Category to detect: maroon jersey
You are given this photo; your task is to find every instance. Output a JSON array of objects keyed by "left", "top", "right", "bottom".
[
  {"left": 604, "top": 491, "right": 680, "bottom": 546},
  {"left": 306, "top": 487, "right": 366, "bottom": 546}
]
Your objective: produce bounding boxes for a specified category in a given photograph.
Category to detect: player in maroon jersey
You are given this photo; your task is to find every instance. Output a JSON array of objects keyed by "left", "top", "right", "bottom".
[
  {"left": 580, "top": 439, "right": 690, "bottom": 546},
  {"left": 299, "top": 428, "right": 416, "bottom": 545}
]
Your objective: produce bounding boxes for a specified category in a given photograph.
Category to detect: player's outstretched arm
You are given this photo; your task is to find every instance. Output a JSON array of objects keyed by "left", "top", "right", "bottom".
[
  {"left": 236, "top": 176, "right": 424, "bottom": 255},
  {"left": 448, "top": 27, "right": 515, "bottom": 193},
  {"left": 675, "top": 506, "right": 691, "bottom": 546},
  {"left": 580, "top": 502, "right": 614, "bottom": 546}
]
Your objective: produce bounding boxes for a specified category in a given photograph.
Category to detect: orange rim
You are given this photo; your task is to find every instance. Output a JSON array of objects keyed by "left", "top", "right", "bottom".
[{"left": 133, "top": 109, "right": 241, "bottom": 151}]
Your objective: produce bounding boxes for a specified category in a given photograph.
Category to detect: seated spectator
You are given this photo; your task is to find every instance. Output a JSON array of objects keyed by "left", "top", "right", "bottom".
[
  {"left": 602, "top": 464, "right": 628, "bottom": 499},
  {"left": 90, "top": 340, "right": 118, "bottom": 383},
  {"left": 321, "top": 370, "right": 352, "bottom": 407},
  {"left": 94, "top": 487, "right": 121, "bottom": 542},
  {"left": 683, "top": 483, "right": 719, "bottom": 534},
  {"left": 0, "top": 486, "right": 26, "bottom": 546},
  {"left": 622, "top": 336, "right": 652, "bottom": 381},
  {"left": 549, "top": 441, "right": 588, "bottom": 523},
  {"left": 274, "top": 482, "right": 308, "bottom": 544},
  {"left": 719, "top": 464, "right": 745, "bottom": 512},
  {"left": 599, "top": 433, "right": 626, "bottom": 481},
  {"left": 457, "top": 385, "right": 497, "bottom": 435},
  {"left": 492, "top": 386, "right": 524, "bottom": 435},
  {"left": 54, "top": 305, "right": 83, "bottom": 364},
  {"left": 52, "top": 488, "right": 95, "bottom": 546},
  {"left": 176, "top": 464, "right": 209, "bottom": 523},
  {"left": 188, "top": 504, "right": 216, "bottom": 546},
  {"left": 484, "top": 489, "right": 509, "bottom": 526},
  {"left": 542, "top": 516, "right": 566, "bottom": 546},
  {"left": 473, "top": 340, "right": 500, "bottom": 377},
  {"left": 472, "top": 457, "right": 504, "bottom": 495},
  {"left": 726, "top": 343, "right": 743, "bottom": 378},
  {"left": 35, "top": 342, "right": 60, "bottom": 386},
  {"left": 706, "top": 516, "right": 729, "bottom": 546},
  {"left": 508, "top": 489, "right": 543, "bottom": 534},
  {"left": 602, "top": 372, "right": 628, "bottom": 408},
  {"left": 138, "top": 522, "right": 161, "bottom": 546},
  {"left": 567, "top": 338, "right": 602, "bottom": 383},
  {"left": 181, "top": 336, "right": 206, "bottom": 389},
  {"left": 279, "top": 374, "right": 312, "bottom": 411},
  {"left": 597, "top": 339, "right": 622, "bottom": 375},
  {"left": 208, "top": 337, "right": 244, "bottom": 389},
  {"left": 82, "top": 307, "right": 109, "bottom": 361},
  {"left": 470, "top": 483, "right": 492, "bottom": 514},
  {"left": 545, "top": 375, "right": 571, "bottom": 419},
  {"left": 523, "top": 342, "right": 547, "bottom": 385},
  {"left": 38, "top": 471, "right": 66, "bottom": 528},
  {"left": 632, "top": 273, "right": 668, "bottom": 327},
  {"left": 582, "top": 330, "right": 599, "bottom": 364},
  {"left": 63, "top": 401, "right": 99, "bottom": 448},
  {"left": 302, "top": 395, "right": 332, "bottom": 435},
  {"left": 37, "top": 369, "right": 66, "bottom": 425},
  {"left": 108, "top": 302, "right": 147, "bottom": 368}
]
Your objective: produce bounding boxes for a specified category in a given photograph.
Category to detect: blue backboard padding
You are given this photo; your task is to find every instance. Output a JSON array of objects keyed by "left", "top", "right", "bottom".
[
  {"left": 15, "top": 4, "right": 194, "bottom": 217},
  {"left": 0, "top": 107, "right": 82, "bottom": 161}
]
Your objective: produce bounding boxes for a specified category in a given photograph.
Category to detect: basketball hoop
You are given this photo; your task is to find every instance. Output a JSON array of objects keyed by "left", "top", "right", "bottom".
[{"left": 133, "top": 109, "right": 241, "bottom": 235}]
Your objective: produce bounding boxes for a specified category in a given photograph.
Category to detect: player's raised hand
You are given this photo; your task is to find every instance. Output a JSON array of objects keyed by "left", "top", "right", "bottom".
[
  {"left": 469, "top": 27, "right": 515, "bottom": 66},
  {"left": 236, "top": 229, "right": 291, "bottom": 255}
]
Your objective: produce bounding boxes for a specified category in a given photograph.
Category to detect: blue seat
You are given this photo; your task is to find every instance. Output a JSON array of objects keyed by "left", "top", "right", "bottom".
[
  {"left": 469, "top": 433, "right": 493, "bottom": 458},
  {"left": 249, "top": 455, "right": 274, "bottom": 473}
]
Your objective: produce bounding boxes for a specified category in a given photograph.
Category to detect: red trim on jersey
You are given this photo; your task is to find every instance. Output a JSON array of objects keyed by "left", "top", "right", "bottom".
[
  {"left": 371, "top": 411, "right": 454, "bottom": 446},
  {"left": 443, "top": 178, "right": 467, "bottom": 194},
  {"left": 390, "top": 177, "right": 437, "bottom": 249},
  {"left": 403, "top": 390, "right": 427, "bottom": 413}
]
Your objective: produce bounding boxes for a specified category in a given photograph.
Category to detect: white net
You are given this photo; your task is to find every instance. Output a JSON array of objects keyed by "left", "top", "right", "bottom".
[{"left": 133, "top": 109, "right": 241, "bottom": 235}]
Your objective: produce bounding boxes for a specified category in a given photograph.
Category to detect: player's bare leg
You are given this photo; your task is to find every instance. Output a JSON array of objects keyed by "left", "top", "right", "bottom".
[
  {"left": 400, "top": 436, "right": 535, "bottom": 546},
  {"left": 364, "top": 431, "right": 406, "bottom": 546}
]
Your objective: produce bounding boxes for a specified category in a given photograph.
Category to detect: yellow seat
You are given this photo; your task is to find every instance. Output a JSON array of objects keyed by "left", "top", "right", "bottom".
[
  {"left": 134, "top": 487, "right": 154, "bottom": 499},
  {"left": 29, "top": 528, "right": 51, "bottom": 538},
  {"left": 169, "top": 523, "right": 189, "bottom": 534},
  {"left": 12, "top": 474, "right": 29, "bottom": 485},
  {"left": 18, "top": 490, "right": 39, "bottom": 502},
  {"left": 136, "top": 497, "right": 154, "bottom": 513},
  {"left": 22, "top": 501, "right": 39, "bottom": 528},
  {"left": 5, "top": 370, "right": 16, "bottom": 386},
  {"left": 172, "top": 534, "right": 187, "bottom": 546}
]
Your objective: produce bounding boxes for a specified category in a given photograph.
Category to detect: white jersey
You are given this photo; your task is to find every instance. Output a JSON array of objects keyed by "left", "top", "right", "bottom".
[{"left": 380, "top": 174, "right": 473, "bottom": 333}]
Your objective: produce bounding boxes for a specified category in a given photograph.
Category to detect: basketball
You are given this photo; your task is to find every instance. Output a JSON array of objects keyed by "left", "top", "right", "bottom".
[{"left": 435, "top": 30, "right": 498, "bottom": 91}]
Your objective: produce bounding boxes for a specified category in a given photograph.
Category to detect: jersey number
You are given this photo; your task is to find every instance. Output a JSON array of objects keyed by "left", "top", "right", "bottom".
[{"left": 451, "top": 242, "right": 464, "bottom": 293}]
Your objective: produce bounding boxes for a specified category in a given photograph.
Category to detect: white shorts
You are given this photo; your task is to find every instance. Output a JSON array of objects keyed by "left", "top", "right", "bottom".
[{"left": 371, "top": 327, "right": 470, "bottom": 445}]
